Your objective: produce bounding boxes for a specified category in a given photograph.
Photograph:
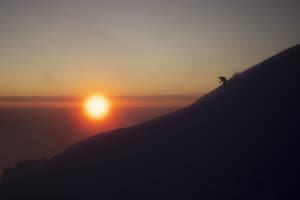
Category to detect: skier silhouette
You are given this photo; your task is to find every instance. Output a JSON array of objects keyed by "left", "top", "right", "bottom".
[{"left": 219, "top": 76, "right": 227, "bottom": 86}]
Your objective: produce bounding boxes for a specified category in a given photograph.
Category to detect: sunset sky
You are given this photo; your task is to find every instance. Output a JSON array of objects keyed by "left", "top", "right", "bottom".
[
  {"left": 0, "top": 0, "right": 299, "bottom": 97},
  {"left": 0, "top": 0, "right": 300, "bottom": 180}
]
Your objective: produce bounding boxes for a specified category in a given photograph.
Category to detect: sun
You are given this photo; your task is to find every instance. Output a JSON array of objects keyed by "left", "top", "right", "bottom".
[{"left": 84, "top": 95, "right": 110, "bottom": 120}]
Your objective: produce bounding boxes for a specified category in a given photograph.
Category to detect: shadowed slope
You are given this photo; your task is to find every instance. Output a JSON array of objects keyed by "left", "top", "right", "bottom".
[{"left": 1, "top": 44, "right": 300, "bottom": 199}]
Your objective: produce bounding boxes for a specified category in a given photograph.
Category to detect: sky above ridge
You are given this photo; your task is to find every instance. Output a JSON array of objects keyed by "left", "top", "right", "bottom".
[{"left": 0, "top": 0, "right": 299, "bottom": 96}]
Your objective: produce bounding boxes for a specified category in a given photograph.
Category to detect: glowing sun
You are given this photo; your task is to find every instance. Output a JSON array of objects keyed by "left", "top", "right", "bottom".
[{"left": 84, "top": 95, "right": 110, "bottom": 119}]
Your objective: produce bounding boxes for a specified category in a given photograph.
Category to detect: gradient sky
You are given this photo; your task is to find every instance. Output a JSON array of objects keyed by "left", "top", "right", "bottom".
[{"left": 0, "top": 0, "right": 299, "bottom": 96}]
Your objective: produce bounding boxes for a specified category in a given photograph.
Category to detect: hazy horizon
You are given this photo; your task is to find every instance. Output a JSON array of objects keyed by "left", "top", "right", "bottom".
[
  {"left": 0, "top": 92, "right": 200, "bottom": 175},
  {"left": 0, "top": 94, "right": 199, "bottom": 108},
  {"left": 0, "top": 105, "right": 187, "bottom": 174}
]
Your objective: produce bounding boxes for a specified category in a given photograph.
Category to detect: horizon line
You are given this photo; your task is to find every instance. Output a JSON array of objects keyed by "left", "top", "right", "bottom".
[{"left": 0, "top": 94, "right": 202, "bottom": 102}]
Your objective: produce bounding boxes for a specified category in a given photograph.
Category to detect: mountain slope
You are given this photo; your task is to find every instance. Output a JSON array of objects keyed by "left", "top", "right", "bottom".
[{"left": 1, "top": 44, "right": 300, "bottom": 199}]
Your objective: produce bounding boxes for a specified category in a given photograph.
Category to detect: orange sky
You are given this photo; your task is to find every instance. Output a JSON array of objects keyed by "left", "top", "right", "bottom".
[{"left": 0, "top": 1, "right": 299, "bottom": 97}]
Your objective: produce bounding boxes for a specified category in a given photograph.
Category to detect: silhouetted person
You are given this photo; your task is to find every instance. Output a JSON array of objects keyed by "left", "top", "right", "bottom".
[{"left": 219, "top": 76, "right": 227, "bottom": 86}]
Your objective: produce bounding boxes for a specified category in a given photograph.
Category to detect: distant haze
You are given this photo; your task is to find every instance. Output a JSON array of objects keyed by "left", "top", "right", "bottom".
[
  {"left": 0, "top": 0, "right": 299, "bottom": 96},
  {"left": 0, "top": 94, "right": 197, "bottom": 173},
  {"left": 0, "top": 95, "right": 198, "bottom": 108}
]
